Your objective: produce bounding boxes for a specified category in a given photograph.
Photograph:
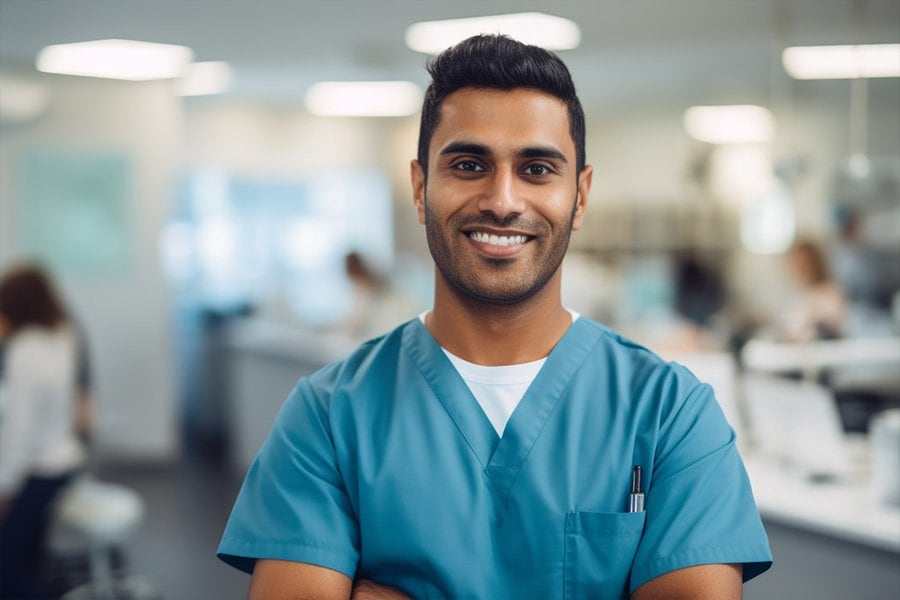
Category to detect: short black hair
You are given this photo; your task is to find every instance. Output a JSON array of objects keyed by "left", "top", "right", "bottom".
[{"left": 417, "top": 34, "right": 586, "bottom": 176}]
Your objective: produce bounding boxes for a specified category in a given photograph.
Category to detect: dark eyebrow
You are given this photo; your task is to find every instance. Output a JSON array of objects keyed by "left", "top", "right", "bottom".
[
  {"left": 439, "top": 142, "right": 492, "bottom": 157},
  {"left": 439, "top": 142, "right": 567, "bottom": 163},
  {"left": 518, "top": 146, "right": 567, "bottom": 163}
]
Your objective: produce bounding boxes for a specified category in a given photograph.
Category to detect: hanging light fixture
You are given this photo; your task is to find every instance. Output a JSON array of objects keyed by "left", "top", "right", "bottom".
[
  {"left": 36, "top": 39, "right": 193, "bottom": 81},
  {"left": 405, "top": 12, "right": 580, "bottom": 54}
]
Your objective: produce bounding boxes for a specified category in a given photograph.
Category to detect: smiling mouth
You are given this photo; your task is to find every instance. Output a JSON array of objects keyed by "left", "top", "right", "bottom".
[{"left": 467, "top": 231, "right": 531, "bottom": 246}]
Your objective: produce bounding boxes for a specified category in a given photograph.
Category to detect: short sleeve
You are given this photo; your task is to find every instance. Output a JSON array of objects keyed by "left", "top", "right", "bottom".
[
  {"left": 217, "top": 379, "right": 359, "bottom": 577},
  {"left": 630, "top": 380, "right": 772, "bottom": 592}
]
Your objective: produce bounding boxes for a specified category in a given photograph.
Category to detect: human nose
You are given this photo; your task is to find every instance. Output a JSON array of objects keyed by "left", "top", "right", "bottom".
[{"left": 476, "top": 168, "right": 526, "bottom": 220}]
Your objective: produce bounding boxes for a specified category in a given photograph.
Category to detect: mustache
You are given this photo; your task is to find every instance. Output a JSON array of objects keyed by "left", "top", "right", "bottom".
[{"left": 454, "top": 212, "right": 546, "bottom": 233}]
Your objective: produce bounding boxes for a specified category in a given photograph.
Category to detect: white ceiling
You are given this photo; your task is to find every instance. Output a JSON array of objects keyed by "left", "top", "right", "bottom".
[{"left": 1, "top": 0, "right": 898, "bottom": 109}]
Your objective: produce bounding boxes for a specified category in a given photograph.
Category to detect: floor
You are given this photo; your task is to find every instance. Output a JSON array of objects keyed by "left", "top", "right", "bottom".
[
  {"left": 75, "top": 452, "right": 900, "bottom": 600},
  {"left": 91, "top": 454, "right": 251, "bottom": 600}
]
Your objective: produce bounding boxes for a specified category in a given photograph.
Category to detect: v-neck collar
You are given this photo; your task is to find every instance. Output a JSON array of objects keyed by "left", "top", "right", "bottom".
[{"left": 402, "top": 317, "right": 600, "bottom": 502}]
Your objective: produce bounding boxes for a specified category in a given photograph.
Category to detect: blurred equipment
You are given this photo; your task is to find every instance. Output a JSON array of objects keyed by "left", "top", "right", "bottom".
[
  {"left": 869, "top": 409, "right": 900, "bottom": 507},
  {"left": 742, "top": 336, "right": 900, "bottom": 433},
  {"left": 741, "top": 374, "right": 852, "bottom": 478}
]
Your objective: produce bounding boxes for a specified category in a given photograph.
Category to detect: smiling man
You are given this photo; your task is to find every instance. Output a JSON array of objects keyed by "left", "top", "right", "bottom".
[{"left": 218, "top": 35, "right": 772, "bottom": 599}]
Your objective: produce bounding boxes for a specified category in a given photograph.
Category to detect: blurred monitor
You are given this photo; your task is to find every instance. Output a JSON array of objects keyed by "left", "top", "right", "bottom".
[{"left": 741, "top": 374, "right": 851, "bottom": 478}]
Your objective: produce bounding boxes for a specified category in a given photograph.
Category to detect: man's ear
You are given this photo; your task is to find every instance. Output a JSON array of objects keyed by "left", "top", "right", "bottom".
[
  {"left": 410, "top": 159, "right": 426, "bottom": 225},
  {"left": 571, "top": 165, "right": 593, "bottom": 231}
]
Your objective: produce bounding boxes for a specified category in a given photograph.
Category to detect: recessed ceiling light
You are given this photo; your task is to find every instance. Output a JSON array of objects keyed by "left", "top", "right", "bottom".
[
  {"left": 36, "top": 39, "right": 193, "bottom": 81},
  {"left": 782, "top": 43, "right": 900, "bottom": 79},
  {"left": 684, "top": 105, "right": 776, "bottom": 145},
  {"left": 405, "top": 12, "right": 580, "bottom": 54},
  {"left": 178, "top": 61, "right": 232, "bottom": 96},
  {"left": 305, "top": 81, "right": 422, "bottom": 117}
]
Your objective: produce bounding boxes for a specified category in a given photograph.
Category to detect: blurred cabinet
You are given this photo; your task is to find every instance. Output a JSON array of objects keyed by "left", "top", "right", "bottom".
[{"left": 222, "top": 320, "right": 357, "bottom": 473}]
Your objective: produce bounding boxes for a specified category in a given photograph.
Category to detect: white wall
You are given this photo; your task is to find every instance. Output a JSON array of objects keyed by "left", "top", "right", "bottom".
[{"left": 0, "top": 75, "right": 181, "bottom": 462}]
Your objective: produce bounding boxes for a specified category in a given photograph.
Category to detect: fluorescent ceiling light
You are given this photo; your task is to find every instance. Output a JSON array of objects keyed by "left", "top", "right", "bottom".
[
  {"left": 782, "top": 44, "right": 900, "bottom": 79},
  {"left": 36, "top": 39, "right": 193, "bottom": 81},
  {"left": 405, "top": 12, "right": 580, "bottom": 54},
  {"left": 178, "top": 61, "right": 232, "bottom": 96},
  {"left": 305, "top": 81, "right": 422, "bottom": 117},
  {"left": 684, "top": 105, "right": 776, "bottom": 144}
]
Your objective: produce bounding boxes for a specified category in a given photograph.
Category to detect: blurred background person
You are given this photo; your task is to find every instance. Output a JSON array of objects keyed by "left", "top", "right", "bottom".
[
  {"left": 670, "top": 252, "right": 729, "bottom": 352},
  {"left": 342, "top": 250, "right": 387, "bottom": 338},
  {"left": 341, "top": 250, "right": 417, "bottom": 340},
  {"left": 831, "top": 206, "right": 880, "bottom": 309},
  {"left": 828, "top": 205, "right": 899, "bottom": 338},
  {"left": 779, "top": 238, "right": 848, "bottom": 343},
  {"left": 0, "top": 263, "right": 91, "bottom": 599}
]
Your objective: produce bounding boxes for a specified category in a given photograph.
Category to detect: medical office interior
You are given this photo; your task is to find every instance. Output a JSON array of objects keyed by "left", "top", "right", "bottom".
[{"left": 0, "top": 0, "right": 898, "bottom": 598}]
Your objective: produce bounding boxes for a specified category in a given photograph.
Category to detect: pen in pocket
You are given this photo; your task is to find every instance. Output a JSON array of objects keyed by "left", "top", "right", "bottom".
[{"left": 628, "top": 465, "right": 645, "bottom": 513}]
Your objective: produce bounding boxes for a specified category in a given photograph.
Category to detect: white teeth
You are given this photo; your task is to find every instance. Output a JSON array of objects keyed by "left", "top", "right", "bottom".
[{"left": 469, "top": 232, "right": 527, "bottom": 246}]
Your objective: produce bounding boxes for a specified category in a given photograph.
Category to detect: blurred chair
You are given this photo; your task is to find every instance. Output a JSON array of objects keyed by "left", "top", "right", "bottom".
[{"left": 47, "top": 476, "right": 158, "bottom": 600}]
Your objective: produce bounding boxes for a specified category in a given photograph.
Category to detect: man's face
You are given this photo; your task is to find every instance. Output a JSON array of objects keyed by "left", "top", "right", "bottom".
[{"left": 411, "top": 87, "right": 591, "bottom": 306}]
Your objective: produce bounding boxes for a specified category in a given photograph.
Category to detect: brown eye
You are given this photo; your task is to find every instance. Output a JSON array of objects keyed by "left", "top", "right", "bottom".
[
  {"left": 455, "top": 160, "right": 483, "bottom": 172},
  {"left": 525, "top": 164, "right": 550, "bottom": 176}
]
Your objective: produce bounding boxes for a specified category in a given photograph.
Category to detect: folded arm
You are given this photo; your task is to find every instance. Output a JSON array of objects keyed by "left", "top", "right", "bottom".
[
  {"left": 631, "top": 563, "right": 743, "bottom": 600},
  {"left": 248, "top": 560, "right": 409, "bottom": 600}
]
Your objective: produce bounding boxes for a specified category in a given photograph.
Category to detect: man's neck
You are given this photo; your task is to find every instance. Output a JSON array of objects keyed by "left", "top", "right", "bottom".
[{"left": 425, "top": 274, "right": 572, "bottom": 366}]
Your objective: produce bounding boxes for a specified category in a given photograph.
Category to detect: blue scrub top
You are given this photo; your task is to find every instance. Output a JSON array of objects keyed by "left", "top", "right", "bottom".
[{"left": 218, "top": 317, "right": 772, "bottom": 598}]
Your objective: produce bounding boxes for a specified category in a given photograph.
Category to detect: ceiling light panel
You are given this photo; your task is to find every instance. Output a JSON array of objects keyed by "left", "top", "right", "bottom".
[
  {"left": 782, "top": 43, "right": 900, "bottom": 79},
  {"left": 405, "top": 12, "right": 580, "bottom": 54},
  {"left": 36, "top": 39, "right": 194, "bottom": 81}
]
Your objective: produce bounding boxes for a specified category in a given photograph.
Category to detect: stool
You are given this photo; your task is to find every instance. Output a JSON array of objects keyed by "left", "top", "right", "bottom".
[{"left": 48, "top": 477, "right": 146, "bottom": 599}]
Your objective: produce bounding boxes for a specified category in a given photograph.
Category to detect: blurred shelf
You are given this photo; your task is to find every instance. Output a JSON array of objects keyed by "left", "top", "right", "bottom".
[{"left": 572, "top": 201, "right": 738, "bottom": 253}]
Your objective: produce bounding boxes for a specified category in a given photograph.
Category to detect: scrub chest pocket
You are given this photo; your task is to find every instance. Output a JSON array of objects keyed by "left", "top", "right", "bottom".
[{"left": 563, "top": 511, "right": 646, "bottom": 600}]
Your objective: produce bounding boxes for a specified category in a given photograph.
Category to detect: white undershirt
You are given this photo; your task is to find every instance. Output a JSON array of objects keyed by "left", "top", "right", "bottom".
[{"left": 420, "top": 310, "right": 579, "bottom": 436}]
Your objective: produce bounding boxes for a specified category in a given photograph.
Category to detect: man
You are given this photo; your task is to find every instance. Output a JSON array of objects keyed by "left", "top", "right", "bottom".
[{"left": 218, "top": 35, "right": 772, "bottom": 599}]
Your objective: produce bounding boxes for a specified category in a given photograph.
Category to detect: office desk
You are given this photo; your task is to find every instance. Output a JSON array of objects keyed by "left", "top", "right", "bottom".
[{"left": 744, "top": 455, "right": 900, "bottom": 554}]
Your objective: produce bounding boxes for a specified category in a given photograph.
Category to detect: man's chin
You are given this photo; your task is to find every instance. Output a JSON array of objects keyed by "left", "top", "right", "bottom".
[{"left": 457, "top": 281, "right": 544, "bottom": 307}]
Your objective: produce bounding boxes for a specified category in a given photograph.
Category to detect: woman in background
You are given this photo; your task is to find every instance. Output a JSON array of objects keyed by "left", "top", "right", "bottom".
[
  {"left": 781, "top": 239, "right": 847, "bottom": 342},
  {"left": 0, "top": 263, "right": 89, "bottom": 599}
]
